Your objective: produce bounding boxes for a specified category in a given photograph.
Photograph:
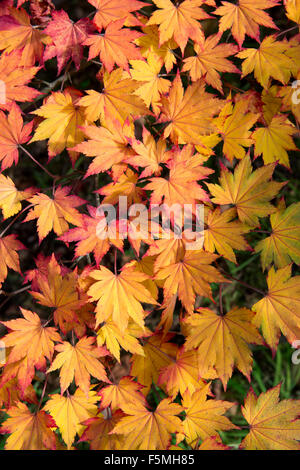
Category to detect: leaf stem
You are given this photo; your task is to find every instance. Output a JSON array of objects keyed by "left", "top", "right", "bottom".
[{"left": 20, "top": 145, "right": 57, "bottom": 179}]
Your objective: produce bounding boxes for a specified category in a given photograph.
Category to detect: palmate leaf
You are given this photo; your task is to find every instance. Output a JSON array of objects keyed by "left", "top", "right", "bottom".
[
  {"left": 206, "top": 154, "right": 285, "bottom": 227},
  {"left": 241, "top": 385, "right": 300, "bottom": 450},
  {"left": 255, "top": 202, "right": 300, "bottom": 269},
  {"left": 183, "top": 307, "right": 263, "bottom": 388},
  {"left": 110, "top": 398, "right": 184, "bottom": 450},
  {"left": 252, "top": 265, "right": 300, "bottom": 351}
]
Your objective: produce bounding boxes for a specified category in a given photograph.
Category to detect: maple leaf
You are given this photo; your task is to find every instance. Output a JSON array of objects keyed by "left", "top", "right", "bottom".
[
  {"left": 1, "top": 308, "right": 61, "bottom": 388},
  {"left": 130, "top": 333, "right": 178, "bottom": 393},
  {"left": 88, "top": 0, "right": 148, "bottom": 29},
  {"left": 0, "top": 234, "right": 24, "bottom": 288},
  {"left": 237, "top": 35, "right": 299, "bottom": 89},
  {"left": 214, "top": 0, "right": 279, "bottom": 48},
  {"left": 214, "top": 99, "right": 259, "bottom": 162},
  {"left": 99, "top": 376, "right": 147, "bottom": 410},
  {"left": 1, "top": 402, "right": 57, "bottom": 450},
  {"left": 145, "top": 144, "right": 213, "bottom": 207},
  {"left": 30, "top": 88, "right": 91, "bottom": 163},
  {"left": 72, "top": 117, "right": 134, "bottom": 178},
  {"left": 0, "top": 50, "right": 40, "bottom": 110},
  {"left": 130, "top": 52, "right": 171, "bottom": 113},
  {"left": 47, "top": 336, "right": 110, "bottom": 395},
  {"left": 30, "top": 255, "right": 84, "bottom": 333},
  {"left": 97, "top": 168, "right": 145, "bottom": 205},
  {"left": 44, "top": 388, "right": 99, "bottom": 449},
  {"left": 240, "top": 385, "right": 300, "bottom": 450},
  {"left": 125, "top": 126, "right": 169, "bottom": 178},
  {"left": 136, "top": 23, "right": 177, "bottom": 73},
  {"left": 158, "top": 73, "right": 221, "bottom": 144},
  {"left": 184, "top": 307, "right": 263, "bottom": 388},
  {"left": 24, "top": 186, "right": 84, "bottom": 241},
  {"left": 204, "top": 207, "right": 251, "bottom": 263},
  {"left": 87, "top": 265, "right": 158, "bottom": 331},
  {"left": 197, "top": 436, "right": 230, "bottom": 450},
  {"left": 0, "top": 7, "right": 46, "bottom": 66},
  {"left": 206, "top": 154, "right": 285, "bottom": 227},
  {"left": 43, "top": 10, "right": 94, "bottom": 74},
  {"left": 80, "top": 409, "right": 125, "bottom": 450},
  {"left": 0, "top": 173, "right": 32, "bottom": 219},
  {"left": 157, "top": 347, "right": 208, "bottom": 398},
  {"left": 0, "top": 103, "right": 33, "bottom": 170},
  {"left": 155, "top": 250, "right": 227, "bottom": 314},
  {"left": 59, "top": 205, "right": 123, "bottom": 266},
  {"left": 253, "top": 114, "right": 297, "bottom": 167},
  {"left": 96, "top": 319, "right": 145, "bottom": 362},
  {"left": 255, "top": 202, "right": 300, "bottom": 269},
  {"left": 78, "top": 68, "right": 149, "bottom": 123},
  {"left": 147, "top": 0, "right": 210, "bottom": 53},
  {"left": 110, "top": 398, "right": 183, "bottom": 450},
  {"left": 182, "top": 384, "right": 237, "bottom": 445},
  {"left": 85, "top": 18, "right": 143, "bottom": 72},
  {"left": 252, "top": 265, "right": 300, "bottom": 351},
  {"left": 182, "top": 35, "right": 239, "bottom": 92},
  {"left": 285, "top": 0, "right": 300, "bottom": 24}
]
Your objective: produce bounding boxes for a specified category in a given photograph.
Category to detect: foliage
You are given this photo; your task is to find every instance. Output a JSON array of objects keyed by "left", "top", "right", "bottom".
[{"left": 0, "top": 0, "right": 299, "bottom": 451}]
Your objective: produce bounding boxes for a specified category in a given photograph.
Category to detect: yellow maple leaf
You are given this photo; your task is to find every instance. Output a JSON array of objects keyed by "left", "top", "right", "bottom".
[
  {"left": 44, "top": 388, "right": 99, "bottom": 449},
  {"left": 159, "top": 73, "right": 221, "bottom": 144},
  {"left": 253, "top": 114, "right": 297, "bottom": 167},
  {"left": 182, "top": 384, "right": 237, "bottom": 445},
  {"left": 88, "top": 265, "right": 158, "bottom": 331},
  {"left": 155, "top": 250, "right": 227, "bottom": 314},
  {"left": 97, "top": 319, "right": 145, "bottom": 362},
  {"left": 206, "top": 154, "right": 285, "bottom": 227},
  {"left": 0, "top": 174, "right": 31, "bottom": 219},
  {"left": 79, "top": 409, "right": 125, "bottom": 450},
  {"left": 111, "top": 398, "right": 183, "bottom": 450},
  {"left": 130, "top": 333, "right": 178, "bottom": 394},
  {"left": 184, "top": 307, "right": 263, "bottom": 388},
  {"left": 130, "top": 52, "right": 171, "bottom": 113},
  {"left": 47, "top": 336, "right": 110, "bottom": 395},
  {"left": 30, "top": 88, "right": 91, "bottom": 163},
  {"left": 147, "top": 0, "right": 210, "bottom": 52},
  {"left": 99, "top": 376, "right": 147, "bottom": 410},
  {"left": 78, "top": 68, "right": 149, "bottom": 123},
  {"left": 237, "top": 35, "right": 299, "bottom": 88},
  {"left": 240, "top": 385, "right": 300, "bottom": 450},
  {"left": 204, "top": 207, "right": 251, "bottom": 264},
  {"left": 255, "top": 202, "right": 300, "bottom": 269},
  {"left": 135, "top": 23, "right": 177, "bottom": 73},
  {"left": 285, "top": 0, "right": 300, "bottom": 23},
  {"left": 252, "top": 265, "right": 300, "bottom": 351},
  {"left": 214, "top": 99, "right": 259, "bottom": 162}
]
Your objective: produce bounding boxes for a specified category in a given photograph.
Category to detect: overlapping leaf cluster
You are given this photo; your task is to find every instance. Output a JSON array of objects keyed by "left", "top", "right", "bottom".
[{"left": 0, "top": 0, "right": 300, "bottom": 451}]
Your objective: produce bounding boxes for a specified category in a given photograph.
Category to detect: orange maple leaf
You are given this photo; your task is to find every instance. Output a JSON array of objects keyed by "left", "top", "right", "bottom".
[
  {"left": 0, "top": 7, "right": 46, "bottom": 66},
  {"left": 0, "top": 103, "right": 33, "bottom": 170},
  {"left": 85, "top": 18, "right": 143, "bottom": 72},
  {"left": 24, "top": 186, "right": 84, "bottom": 241},
  {"left": 2, "top": 402, "right": 57, "bottom": 450},
  {"left": 0, "top": 234, "right": 24, "bottom": 288}
]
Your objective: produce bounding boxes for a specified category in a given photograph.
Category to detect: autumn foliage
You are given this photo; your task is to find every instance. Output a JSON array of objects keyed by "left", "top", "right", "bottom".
[{"left": 0, "top": 0, "right": 299, "bottom": 451}]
